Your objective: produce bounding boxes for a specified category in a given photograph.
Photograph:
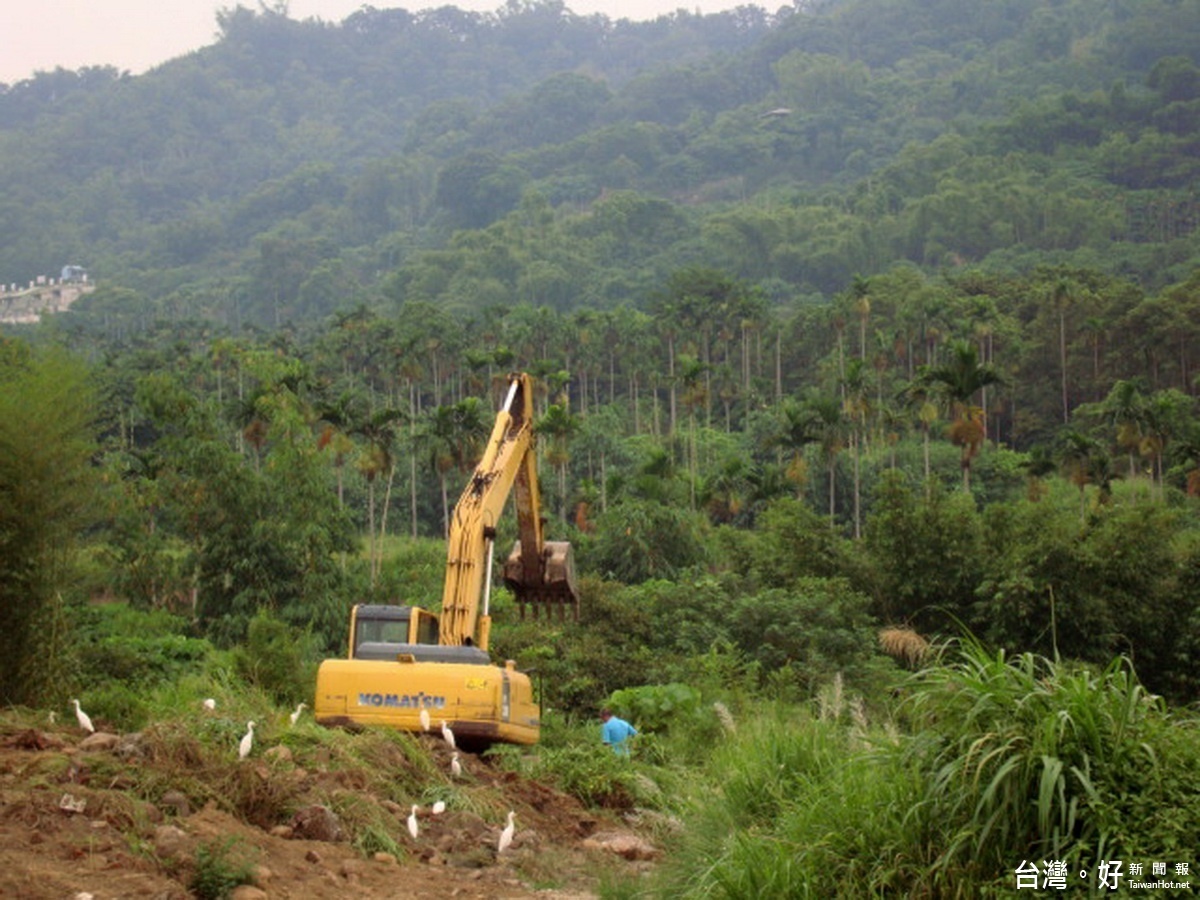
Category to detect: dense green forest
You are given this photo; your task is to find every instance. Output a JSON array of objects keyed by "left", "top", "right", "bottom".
[
  {"left": 1, "top": 0, "right": 1199, "bottom": 325},
  {"left": 2, "top": 0, "right": 1199, "bottom": 894}
]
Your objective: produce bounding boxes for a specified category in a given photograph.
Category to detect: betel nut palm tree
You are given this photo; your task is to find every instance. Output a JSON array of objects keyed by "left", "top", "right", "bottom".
[{"left": 917, "top": 340, "right": 1002, "bottom": 492}]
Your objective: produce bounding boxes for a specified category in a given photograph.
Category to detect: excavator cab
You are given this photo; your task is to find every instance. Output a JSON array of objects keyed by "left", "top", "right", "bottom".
[{"left": 350, "top": 604, "right": 439, "bottom": 650}]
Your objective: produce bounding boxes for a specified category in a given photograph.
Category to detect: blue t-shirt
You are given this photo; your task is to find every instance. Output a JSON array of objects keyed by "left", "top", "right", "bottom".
[{"left": 602, "top": 716, "right": 638, "bottom": 755}]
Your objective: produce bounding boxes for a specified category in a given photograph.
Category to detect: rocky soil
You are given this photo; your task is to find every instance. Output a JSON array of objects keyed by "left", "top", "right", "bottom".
[{"left": 0, "top": 721, "right": 663, "bottom": 900}]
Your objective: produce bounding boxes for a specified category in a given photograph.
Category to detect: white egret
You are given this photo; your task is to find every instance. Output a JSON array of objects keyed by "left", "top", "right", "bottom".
[
  {"left": 71, "top": 699, "right": 94, "bottom": 734},
  {"left": 406, "top": 805, "right": 419, "bottom": 839},
  {"left": 440, "top": 719, "right": 456, "bottom": 750},
  {"left": 450, "top": 752, "right": 462, "bottom": 778},
  {"left": 202, "top": 698, "right": 217, "bottom": 711},
  {"left": 431, "top": 800, "right": 446, "bottom": 815},
  {"left": 238, "top": 721, "right": 256, "bottom": 760},
  {"left": 47, "top": 711, "right": 57, "bottom": 725},
  {"left": 419, "top": 707, "right": 431, "bottom": 732},
  {"left": 497, "top": 810, "right": 516, "bottom": 854},
  {"left": 289, "top": 702, "right": 307, "bottom": 726}
]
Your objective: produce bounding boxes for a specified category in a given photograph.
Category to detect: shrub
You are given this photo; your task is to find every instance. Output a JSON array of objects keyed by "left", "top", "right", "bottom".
[
  {"left": 76, "top": 682, "right": 149, "bottom": 731},
  {"left": 230, "top": 609, "right": 320, "bottom": 705},
  {"left": 489, "top": 717, "right": 662, "bottom": 811},
  {"left": 526, "top": 742, "right": 643, "bottom": 809},
  {"left": 587, "top": 499, "right": 708, "bottom": 584},
  {"left": 606, "top": 683, "right": 703, "bottom": 734},
  {"left": 727, "top": 579, "right": 885, "bottom": 697},
  {"left": 190, "top": 837, "right": 256, "bottom": 900},
  {"left": 0, "top": 344, "right": 98, "bottom": 707},
  {"left": 864, "top": 473, "right": 984, "bottom": 632},
  {"left": 81, "top": 633, "right": 211, "bottom": 685}
]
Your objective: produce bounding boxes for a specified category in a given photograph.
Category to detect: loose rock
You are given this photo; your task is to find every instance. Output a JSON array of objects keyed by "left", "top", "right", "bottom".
[
  {"left": 581, "top": 831, "right": 660, "bottom": 860},
  {"left": 153, "top": 824, "right": 191, "bottom": 858},
  {"left": 290, "top": 805, "right": 343, "bottom": 842},
  {"left": 160, "top": 789, "right": 191, "bottom": 817},
  {"left": 79, "top": 733, "right": 120, "bottom": 751}
]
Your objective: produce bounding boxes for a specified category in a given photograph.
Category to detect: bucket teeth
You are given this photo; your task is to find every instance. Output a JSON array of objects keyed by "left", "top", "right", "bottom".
[{"left": 503, "top": 540, "right": 579, "bottom": 620}]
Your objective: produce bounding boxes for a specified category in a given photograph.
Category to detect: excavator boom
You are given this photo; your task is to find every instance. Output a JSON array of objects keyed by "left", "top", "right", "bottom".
[{"left": 438, "top": 373, "right": 578, "bottom": 647}]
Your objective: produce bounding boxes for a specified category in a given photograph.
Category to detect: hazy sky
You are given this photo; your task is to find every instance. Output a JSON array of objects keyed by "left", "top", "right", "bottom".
[{"left": 1, "top": 0, "right": 744, "bottom": 85}]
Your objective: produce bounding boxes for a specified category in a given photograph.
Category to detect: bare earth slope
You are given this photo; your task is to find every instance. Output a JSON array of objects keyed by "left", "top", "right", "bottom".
[{"left": 0, "top": 722, "right": 659, "bottom": 899}]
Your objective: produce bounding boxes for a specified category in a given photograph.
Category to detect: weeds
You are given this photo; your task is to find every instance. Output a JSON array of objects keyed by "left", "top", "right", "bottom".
[
  {"left": 526, "top": 742, "right": 641, "bottom": 809},
  {"left": 190, "top": 836, "right": 257, "bottom": 900},
  {"left": 353, "top": 822, "right": 403, "bottom": 859}
]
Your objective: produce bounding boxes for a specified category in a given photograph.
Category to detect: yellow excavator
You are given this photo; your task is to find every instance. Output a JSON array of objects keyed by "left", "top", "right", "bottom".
[{"left": 314, "top": 372, "right": 578, "bottom": 747}]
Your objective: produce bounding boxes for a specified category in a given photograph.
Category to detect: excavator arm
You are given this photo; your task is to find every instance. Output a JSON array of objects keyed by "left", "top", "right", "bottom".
[{"left": 437, "top": 373, "right": 578, "bottom": 649}]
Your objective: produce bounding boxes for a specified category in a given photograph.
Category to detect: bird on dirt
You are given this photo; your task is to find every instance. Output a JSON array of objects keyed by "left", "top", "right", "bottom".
[
  {"left": 419, "top": 707, "right": 431, "bottom": 732},
  {"left": 289, "top": 702, "right": 307, "bottom": 726},
  {"left": 407, "top": 805, "right": 420, "bottom": 839},
  {"left": 71, "top": 699, "right": 94, "bottom": 734},
  {"left": 497, "top": 810, "right": 516, "bottom": 854},
  {"left": 202, "top": 698, "right": 217, "bottom": 711},
  {"left": 450, "top": 752, "right": 462, "bottom": 779},
  {"left": 431, "top": 800, "right": 446, "bottom": 815},
  {"left": 441, "top": 719, "right": 456, "bottom": 750},
  {"left": 238, "top": 721, "right": 256, "bottom": 760}
]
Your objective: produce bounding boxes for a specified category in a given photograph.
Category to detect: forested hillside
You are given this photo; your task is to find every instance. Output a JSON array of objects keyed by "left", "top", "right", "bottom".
[
  {"left": 0, "top": 0, "right": 1198, "bottom": 327},
  {"left": 2, "top": 1, "right": 1199, "bottom": 894}
]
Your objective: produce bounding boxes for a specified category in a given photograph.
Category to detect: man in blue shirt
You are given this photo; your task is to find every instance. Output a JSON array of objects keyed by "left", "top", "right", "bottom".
[{"left": 600, "top": 708, "right": 637, "bottom": 756}]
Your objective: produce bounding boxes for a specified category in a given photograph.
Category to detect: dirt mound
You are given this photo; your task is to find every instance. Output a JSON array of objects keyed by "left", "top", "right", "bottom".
[{"left": 0, "top": 725, "right": 655, "bottom": 899}]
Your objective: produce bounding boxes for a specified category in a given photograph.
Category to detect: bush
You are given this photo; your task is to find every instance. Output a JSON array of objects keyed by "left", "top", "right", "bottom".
[
  {"left": 587, "top": 499, "right": 708, "bottom": 584},
  {"left": 488, "top": 716, "right": 666, "bottom": 810},
  {"left": 75, "top": 682, "right": 149, "bottom": 732},
  {"left": 230, "top": 609, "right": 320, "bottom": 706},
  {"left": 190, "top": 837, "right": 257, "bottom": 900},
  {"left": 727, "top": 579, "right": 885, "bottom": 697},
  {"left": 81, "top": 633, "right": 211, "bottom": 685},
  {"left": 864, "top": 473, "right": 984, "bottom": 632},
  {"left": 0, "top": 344, "right": 98, "bottom": 707},
  {"left": 606, "top": 683, "right": 703, "bottom": 734},
  {"left": 73, "top": 603, "right": 211, "bottom": 688}
]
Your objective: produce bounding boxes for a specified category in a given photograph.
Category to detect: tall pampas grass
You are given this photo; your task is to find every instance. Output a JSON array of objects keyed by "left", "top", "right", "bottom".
[
  {"left": 817, "top": 671, "right": 845, "bottom": 721},
  {"left": 712, "top": 701, "right": 736, "bottom": 735}
]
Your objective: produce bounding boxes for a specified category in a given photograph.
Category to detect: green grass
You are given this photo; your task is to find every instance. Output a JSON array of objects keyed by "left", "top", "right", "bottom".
[
  {"left": 627, "top": 643, "right": 1200, "bottom": 899},
  {"left": 190, "top": 836, "right": 258, "bottom": 900},
  {"left": 901, "top": 641, "right": 1194, "bottom": 880}
]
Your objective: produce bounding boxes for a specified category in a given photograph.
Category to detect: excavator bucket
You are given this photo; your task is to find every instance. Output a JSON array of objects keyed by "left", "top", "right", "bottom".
[{"left": 503, "top": 540, "right": 579, "bottom": 620}]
